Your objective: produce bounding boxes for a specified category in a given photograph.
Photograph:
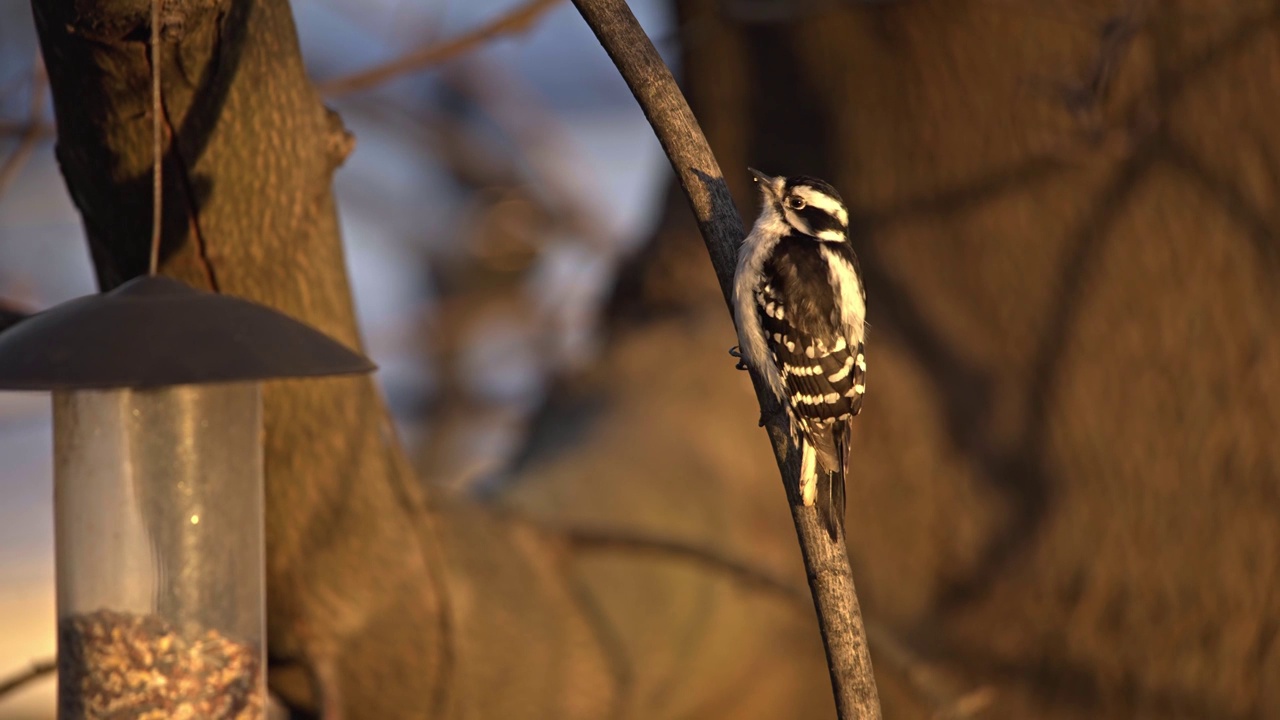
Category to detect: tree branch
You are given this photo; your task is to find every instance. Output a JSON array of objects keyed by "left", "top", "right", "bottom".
[
  {"left": 568, "top": 1, "right": 882, "bottom": 718},
  {"left": 319, "top": 0, "right": 565, "bottom": 97},
  {"left": 563, "top": 527, "right": 808, "bottom": 603},
  {"left": 0, "top": 58, "right": 46, "bottom": 200},
  {"left": 0, "top": 657, "right": 56, "bottom": 699}
]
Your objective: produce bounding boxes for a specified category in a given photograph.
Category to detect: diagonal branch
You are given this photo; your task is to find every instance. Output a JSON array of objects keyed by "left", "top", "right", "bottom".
[
  {"left": 0, "top": 58, "right": 47, "bottom": 200},
  {"left": 568, "top": 1, "right": 882, "bottom": 717},
  {"left": 319, "top": 0, "right": 565, "bottom": 97},
  {"left": 0, "top": 657, "right": 56, "bottom": 700}
]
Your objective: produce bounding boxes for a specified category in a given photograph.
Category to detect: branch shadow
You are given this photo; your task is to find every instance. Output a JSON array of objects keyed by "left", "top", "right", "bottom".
[
  {"left": 932, "top": 638, "right": 1263, "bottom": 720},
  {"left": 1163, "top": 138, "right": 1280, "bottom": 285},
  {"left": 853, "top": 146, "right": 1149, "bottom": 615},
  {"left": 853, "top": 1, "right": 1280, "bottom": 620}
]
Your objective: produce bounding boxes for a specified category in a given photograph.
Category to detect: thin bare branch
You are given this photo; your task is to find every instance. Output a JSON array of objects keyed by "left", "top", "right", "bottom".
[
  {"left": 862, "top": 624, "right": 996, "bottom": 719},
  {"left": 0, "top": 59, "right": 48, "bottom": 200},
  {"left": 320, "top": 0, "right": 564, "bottom": 97},
  {"left": 563, "top": 527, "right": 808, "bottom": 602},
  {"left": 443, "top": 58, "right": 615, "bottom": 248},
  {"left": 0, "top": 657, "right": 56, "bottom": 699},
  {"left": 0, "top": 121, "right": 54, "bottom": 137},
  {"left": 568, "top": 0, "right": 881, "bottom": 717},
  {"left": 0, "top": 131, "right": 42, "bottom": 197}
]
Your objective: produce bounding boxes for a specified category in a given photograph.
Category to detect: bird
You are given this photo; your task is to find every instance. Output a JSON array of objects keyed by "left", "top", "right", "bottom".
[{"left": 730, "top": 168, "right": 866, "bottom": 541}]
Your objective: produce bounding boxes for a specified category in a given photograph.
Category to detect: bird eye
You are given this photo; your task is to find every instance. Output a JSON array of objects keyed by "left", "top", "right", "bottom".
[{"left": 786, "top": 196, "right": 806, "bottom": 210}]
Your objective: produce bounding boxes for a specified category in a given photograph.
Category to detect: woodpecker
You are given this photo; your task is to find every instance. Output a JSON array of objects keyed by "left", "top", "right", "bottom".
[{"left": 731, "top": 168, "right": 865, "bottom": 540}]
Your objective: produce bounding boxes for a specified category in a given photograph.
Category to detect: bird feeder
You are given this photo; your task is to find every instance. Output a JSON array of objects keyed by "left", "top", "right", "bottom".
[{"left": 0, "top": 275, "right": 374, "bottom": 718}]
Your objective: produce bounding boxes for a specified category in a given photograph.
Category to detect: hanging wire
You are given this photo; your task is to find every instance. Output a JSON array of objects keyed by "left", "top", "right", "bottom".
[{"left": 147, "top": 0, "right": 163, "bottom": 276}]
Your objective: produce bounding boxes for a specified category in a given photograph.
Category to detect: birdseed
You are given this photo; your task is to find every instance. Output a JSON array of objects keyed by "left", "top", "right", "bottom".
[{"left": 59, "top": 609, "right": 264, "bottom": 719}]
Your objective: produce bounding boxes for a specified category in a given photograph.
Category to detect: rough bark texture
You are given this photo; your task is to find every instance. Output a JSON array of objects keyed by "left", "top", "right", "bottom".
[
  {"left": 600, "top": 0, "right": 1280, "bottom": 716},
  {"left": 569, "top": 0, "right": 880, "bottom": 717}
]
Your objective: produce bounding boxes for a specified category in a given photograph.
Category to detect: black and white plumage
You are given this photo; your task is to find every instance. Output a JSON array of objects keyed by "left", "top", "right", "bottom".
[{"left": 732, "top": 169, "right": 866, "bottom": 540}]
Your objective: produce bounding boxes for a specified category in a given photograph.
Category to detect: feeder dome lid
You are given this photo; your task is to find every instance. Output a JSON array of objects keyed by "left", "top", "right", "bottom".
[{"left": 0, "top": 275, "right": 376, "bottom": 390}]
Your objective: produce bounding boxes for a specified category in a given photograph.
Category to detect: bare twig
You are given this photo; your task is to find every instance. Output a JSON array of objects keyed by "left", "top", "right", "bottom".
[
  {"left": 568, "top": 1, "right": 881, "bottom": 718},
  {"left": 562, "top": 526, "right": 996, "bottom": 718},
  {"left": 443, "top": 58, "right": 614, "bottom": 247},
  {"left": 0, "top": 60, "right": 47, "bottom": 200},
  {"left": 0, "top": 131, "right": 42, "bottom": 196},
  {"left": 0, "top": 657, "right": 56, "bottom": 699},
  {"left": 320, "top": 0, "right": 564, "bottom": 96},
  {"left": 0, "top": 120, "right": 53, "bottom": 137},
  {"left": 564, "top": 527, "right": 808, "bottom": 602},
  {"left": 862, "top": 624, "right": 996, "bottom": 719}
]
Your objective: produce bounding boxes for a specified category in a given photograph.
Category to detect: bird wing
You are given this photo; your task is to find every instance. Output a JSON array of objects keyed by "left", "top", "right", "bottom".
[{"left": 756, "top": 285, "right": 864, "bottom": 425}]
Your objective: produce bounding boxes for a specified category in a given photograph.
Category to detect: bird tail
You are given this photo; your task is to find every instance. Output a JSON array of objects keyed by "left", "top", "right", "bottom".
[{"left": 802, "top": 421, "right": 850, "bottom": 541}]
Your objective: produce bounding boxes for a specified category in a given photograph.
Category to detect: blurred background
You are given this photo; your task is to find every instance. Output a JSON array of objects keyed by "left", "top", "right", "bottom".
[
  {"left": 3, "top": 0, "right": 1280, "bottom": 718},
  {"left": 0, "top": 0, "right": 673, "bottom": 715}
]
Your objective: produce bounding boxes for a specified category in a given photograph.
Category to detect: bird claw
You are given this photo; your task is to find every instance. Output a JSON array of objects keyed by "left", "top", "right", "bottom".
[{"left": 728, "top": 345, "right": 749, "bottom": 371}]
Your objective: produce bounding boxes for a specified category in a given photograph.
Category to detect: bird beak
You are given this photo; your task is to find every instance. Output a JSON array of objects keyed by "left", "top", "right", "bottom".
[{"left": 748, "top": 167, "right": 780, "bottom": 199}]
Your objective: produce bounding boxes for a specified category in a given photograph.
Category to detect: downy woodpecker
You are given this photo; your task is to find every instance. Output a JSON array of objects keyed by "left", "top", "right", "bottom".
[{"left": 731, "top": 168, "right": 866, "bottom": 540}]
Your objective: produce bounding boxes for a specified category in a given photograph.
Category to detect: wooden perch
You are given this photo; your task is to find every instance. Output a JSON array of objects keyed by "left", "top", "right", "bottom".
[{"left": 568, "top": 0, "right": 882, "bottom": 717}]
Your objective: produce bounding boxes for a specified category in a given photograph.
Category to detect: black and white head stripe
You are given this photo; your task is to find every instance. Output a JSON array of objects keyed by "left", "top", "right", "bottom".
[
  {"left": 777, "top": 176, "right": 849, "bottom": 242},
  {"left": 786, "top": 176, "right": 848, "bottom": 224}
]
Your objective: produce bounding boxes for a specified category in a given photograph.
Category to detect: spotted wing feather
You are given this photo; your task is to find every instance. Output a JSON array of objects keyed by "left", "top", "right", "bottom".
[
  {"left": 755, "top": 237, "right": 865, "bottom": 429},
  {"left": 754, "top": 236, "right": 864, "bottom": 539}
]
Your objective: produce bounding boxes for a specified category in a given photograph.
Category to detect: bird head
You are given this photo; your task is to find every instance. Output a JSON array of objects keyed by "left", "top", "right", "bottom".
[{"left": 749, "top": 168, "right": 848, "bottom": 242}]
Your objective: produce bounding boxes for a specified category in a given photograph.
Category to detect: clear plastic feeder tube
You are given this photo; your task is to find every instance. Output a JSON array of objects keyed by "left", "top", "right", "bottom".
[{"left": 53, "top": 382, "right": 266, "bottom": 719}]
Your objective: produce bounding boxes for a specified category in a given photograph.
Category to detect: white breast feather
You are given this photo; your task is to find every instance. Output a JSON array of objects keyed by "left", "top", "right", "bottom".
[
  {"left": 734, "top": 207, "right": 789, "bottom": 402},
  {"left": 819, "top": 244, "right": 865, "bottom": 344}
]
